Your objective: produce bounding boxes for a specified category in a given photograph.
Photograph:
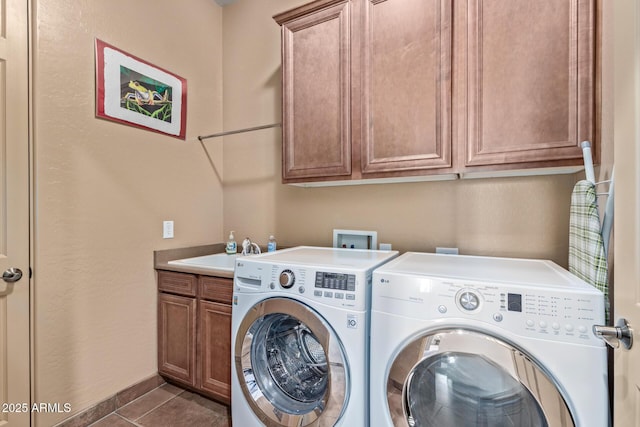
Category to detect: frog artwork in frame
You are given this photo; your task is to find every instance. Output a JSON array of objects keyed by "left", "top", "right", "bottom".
[
  {"left": 120, "top": 67, "right": 172, "bottom": 123},
  {"left": 95, "top": 39, "right": 187, "bottom": 139}
]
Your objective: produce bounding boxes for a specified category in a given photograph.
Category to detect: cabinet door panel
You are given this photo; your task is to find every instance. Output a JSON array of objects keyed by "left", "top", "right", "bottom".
[
  {"left": 464, "top": 0, "right": 594, "bottom": 167},
  {"left": 362, "top": 0, "right": 452, "bottom": 173},
  {"left": 158, "top": 293, "right": 196, "bottom": 386},
  {"left": 198, "top": 300, "right": 232, "bottom": 404},
  {"left": 280, "top": 1, "right": 352, "bottom": 180}
]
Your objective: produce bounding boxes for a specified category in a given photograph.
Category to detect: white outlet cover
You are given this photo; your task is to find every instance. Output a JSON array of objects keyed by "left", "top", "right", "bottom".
[{"left": 436, "top": 247, "right": 459, "bottom": 255}]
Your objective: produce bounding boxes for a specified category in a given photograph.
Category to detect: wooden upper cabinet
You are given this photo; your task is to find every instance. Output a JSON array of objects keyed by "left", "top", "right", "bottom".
[
  {"left": 275, "top": 0, "right": 597, "bottom": 183},
  {"left": 460, "top": 0, "right": 595, "bottom": 169},
  {"left": 275, "top": 0, "right": 352, "bottom": 180},
  {"left": 361, "top": 0, "right": 452, "bottom": 174}
]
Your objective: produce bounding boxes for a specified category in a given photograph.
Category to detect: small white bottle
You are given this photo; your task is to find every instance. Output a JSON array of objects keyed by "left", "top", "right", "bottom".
[
  {"left": 267, "top": 235, "right": 277, "bottom": 252},
  {"left": 226, "top": 231, "right": 237, "bottom": 255}
]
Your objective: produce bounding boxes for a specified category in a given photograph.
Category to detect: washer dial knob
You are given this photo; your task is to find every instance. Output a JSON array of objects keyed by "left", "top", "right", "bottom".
[
  {"left": 279, "top": 269, "right": 295, "bottom": 289},
  {"left": 459, "top": 291, "right": 480, "bottom": 311}
]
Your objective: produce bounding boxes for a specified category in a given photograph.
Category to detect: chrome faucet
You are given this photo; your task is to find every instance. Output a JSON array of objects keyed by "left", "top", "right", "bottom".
[{"left": 241, "top": 238, "right": 262, "bottom": 255}]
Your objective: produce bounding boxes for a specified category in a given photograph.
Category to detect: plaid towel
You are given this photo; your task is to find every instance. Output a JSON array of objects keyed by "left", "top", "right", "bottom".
[{"left": 568, "top": 180, "right": 609, "bottom": 320}]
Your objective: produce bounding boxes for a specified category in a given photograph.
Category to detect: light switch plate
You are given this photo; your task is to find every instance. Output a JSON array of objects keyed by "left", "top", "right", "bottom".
[{"left": 163, "top": 221, "right": 174, "bottom": 239}]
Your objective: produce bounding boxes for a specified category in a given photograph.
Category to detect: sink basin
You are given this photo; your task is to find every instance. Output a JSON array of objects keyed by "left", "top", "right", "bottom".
[{"left": 168, "top": 253, "right": 240, "bottom": 272}]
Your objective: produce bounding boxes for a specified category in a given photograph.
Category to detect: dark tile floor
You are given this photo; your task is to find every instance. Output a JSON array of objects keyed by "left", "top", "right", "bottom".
[{"left": 88, "top": 384, "right": 231, "bottom": 427}]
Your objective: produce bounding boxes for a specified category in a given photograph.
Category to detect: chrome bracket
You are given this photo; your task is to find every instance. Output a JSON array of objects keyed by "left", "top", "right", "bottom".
[{"left": 593, "top": 318, "right": 633, "bottom": 350}]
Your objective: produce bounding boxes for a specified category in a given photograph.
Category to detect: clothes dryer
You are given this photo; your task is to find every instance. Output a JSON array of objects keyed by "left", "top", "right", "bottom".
[
  {"left": 370, "top": 252, "right": 609, "bottom": 427},
  {"left": 232, "top": 246, "right": 398, "bottom": 426}
]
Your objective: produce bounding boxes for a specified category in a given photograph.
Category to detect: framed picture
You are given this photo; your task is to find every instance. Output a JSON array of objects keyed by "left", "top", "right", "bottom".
[{"left": 95, "top": 39, "right": 187, "bottom": 139}]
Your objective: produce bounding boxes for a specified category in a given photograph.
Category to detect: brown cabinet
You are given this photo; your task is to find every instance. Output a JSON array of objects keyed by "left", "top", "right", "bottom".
[
  {"left": 277, "top": 0, "right": 352, "bottom": 180},
  {"left": 158, "top": 292, "right": 197, "bottom": 386},
  {"left": 457, "top": 0, "right": 595, "bottom": 171},
  {"left": 274, "top": 0, "right": 596, "bottom": 184},
  {"left": 198, "top": 300, "right": 231, "bottom": 404},
  {"left": 361, "top": 0, "right": 452, "bottom": 175},
  {"left": 157, "top": 270, "right": 232, "bottom": 404}
]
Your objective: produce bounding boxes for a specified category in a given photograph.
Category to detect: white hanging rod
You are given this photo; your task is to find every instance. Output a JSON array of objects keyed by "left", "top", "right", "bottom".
[
  {"left": 197, "top": 123, "right": 281, "bottom": 142},
  {"left": 581, "top": 140, "right": 596, "bottom": 183}
]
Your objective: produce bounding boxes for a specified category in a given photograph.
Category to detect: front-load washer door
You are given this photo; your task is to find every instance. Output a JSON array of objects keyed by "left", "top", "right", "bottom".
[
  {"left": 235, "top": 297, "right": 349, "bottom": 427},
  {"left": 387, "top": 329, "right": 574, "bottom": 427}
]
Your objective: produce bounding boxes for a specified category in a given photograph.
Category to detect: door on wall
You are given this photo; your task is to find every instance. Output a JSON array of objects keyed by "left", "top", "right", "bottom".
[
  {"left": 0, "top": 0, "right": 30, "bottom": 425},
  {"left": 612, "top": 0, "right": 640, "bottom": 425},
  {"left": 234, "top": 299, "right": 347, "bottom": 426}
]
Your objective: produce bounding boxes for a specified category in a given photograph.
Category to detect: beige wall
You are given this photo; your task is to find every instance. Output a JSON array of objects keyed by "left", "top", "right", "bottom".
[
  {"left": 32, "top": 1, "right": 224, "bottom": 425},
  {"left": 221, "top": 0, "right": 587, "bottom": 265}
]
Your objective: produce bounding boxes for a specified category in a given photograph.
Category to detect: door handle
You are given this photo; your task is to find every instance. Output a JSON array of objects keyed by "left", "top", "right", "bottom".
[
  {"left": 593, "top": 318, "right": 633, "bottom": 350},
  {"left": 2, "top": 267, "right": 23, "bottom": 283}
]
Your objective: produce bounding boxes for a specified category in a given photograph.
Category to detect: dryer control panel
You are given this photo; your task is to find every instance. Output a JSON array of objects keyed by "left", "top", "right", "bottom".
[{"left": 373, "top": 274, "right": 605, "bottom": 346}]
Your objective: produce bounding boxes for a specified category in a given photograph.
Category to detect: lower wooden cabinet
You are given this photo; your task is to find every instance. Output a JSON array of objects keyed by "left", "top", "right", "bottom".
[
  {"left": 198, "top": 300, "right": 231, "bottom": 404},
  {"left": 158, "top": 293, "right": 197, "bottom": 386},
  {"left": 157, "top": 270, "right": 232, "bottom": 404}
]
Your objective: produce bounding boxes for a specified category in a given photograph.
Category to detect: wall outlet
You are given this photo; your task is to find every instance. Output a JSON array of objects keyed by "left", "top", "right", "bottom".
[
  {"left": 379, "top": 243, "right": 392, "bottom": 250},
  {"left": 436, "top": 247, "right": 458, "bottom": 255},
  {"left": 163, "top": 221, "right": 174, "bottom": 239}
]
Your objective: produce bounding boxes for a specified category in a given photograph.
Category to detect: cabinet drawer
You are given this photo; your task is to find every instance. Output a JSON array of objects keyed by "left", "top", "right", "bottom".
[
  {"left": 158, "top": 271, "right": 197, "bottom": 297},
  {"left": 199, "top": 276, "right": 233, "bottom": 304}
]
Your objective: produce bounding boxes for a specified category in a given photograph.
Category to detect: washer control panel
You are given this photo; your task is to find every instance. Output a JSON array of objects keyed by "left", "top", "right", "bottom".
[
  {"left": 232, "top": 248, "right": 393, "bottom": 313},
  {"left": 373, "top": 274, "right": 605, "bottom": 346},
  {"left": 260, "top": 265, "right": 365, "bottom": 310},
  {"left": 314, "top": 272, "right": 356, "bottom": 292}
]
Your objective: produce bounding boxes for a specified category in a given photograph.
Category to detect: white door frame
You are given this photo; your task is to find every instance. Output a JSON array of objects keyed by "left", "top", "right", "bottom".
[
  {"left": 612, "top": 0, "right": 640, "bottom": 425},
  {"left": 1, "top": 0, "right": 31, "bottom": 426}
]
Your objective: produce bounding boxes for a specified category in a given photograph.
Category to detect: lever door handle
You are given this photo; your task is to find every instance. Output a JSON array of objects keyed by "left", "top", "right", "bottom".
[
  {"left": 2, "top": 267, "right": 23, "bottom": 283},
  {"left": 593, "top": 318, "right": 633, "bottom": 350}
]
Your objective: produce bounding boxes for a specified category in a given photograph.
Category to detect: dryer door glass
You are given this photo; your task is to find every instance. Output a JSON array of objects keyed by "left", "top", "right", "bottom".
[
  {"left": 252, "top": 314, "right": 328, "bottom": 407},
  {"left": 235, "top": 298, "right": 348, "bottom": 427},
  {"left": 405, "top": 353, "right": 546, "bottom": 427},
  {"left": 387, "top": 329, "right": 574, "bottom": 427}
]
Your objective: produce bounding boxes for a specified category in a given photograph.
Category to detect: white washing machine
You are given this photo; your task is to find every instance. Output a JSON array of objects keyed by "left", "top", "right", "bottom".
[
  {"left": 232, "top": 246, "right": 398, "bottom": 426},
  {"left": 370, "top": 252, "right": 609, "bottom": 427}
]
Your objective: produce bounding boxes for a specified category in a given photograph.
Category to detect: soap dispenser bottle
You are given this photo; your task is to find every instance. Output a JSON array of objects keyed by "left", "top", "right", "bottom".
[
  {"left": 267, "top": 235, "right": 277, "bottom": 252},
  {"left": 226, "top": 231, "right": 237, "bottom": 255}
]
